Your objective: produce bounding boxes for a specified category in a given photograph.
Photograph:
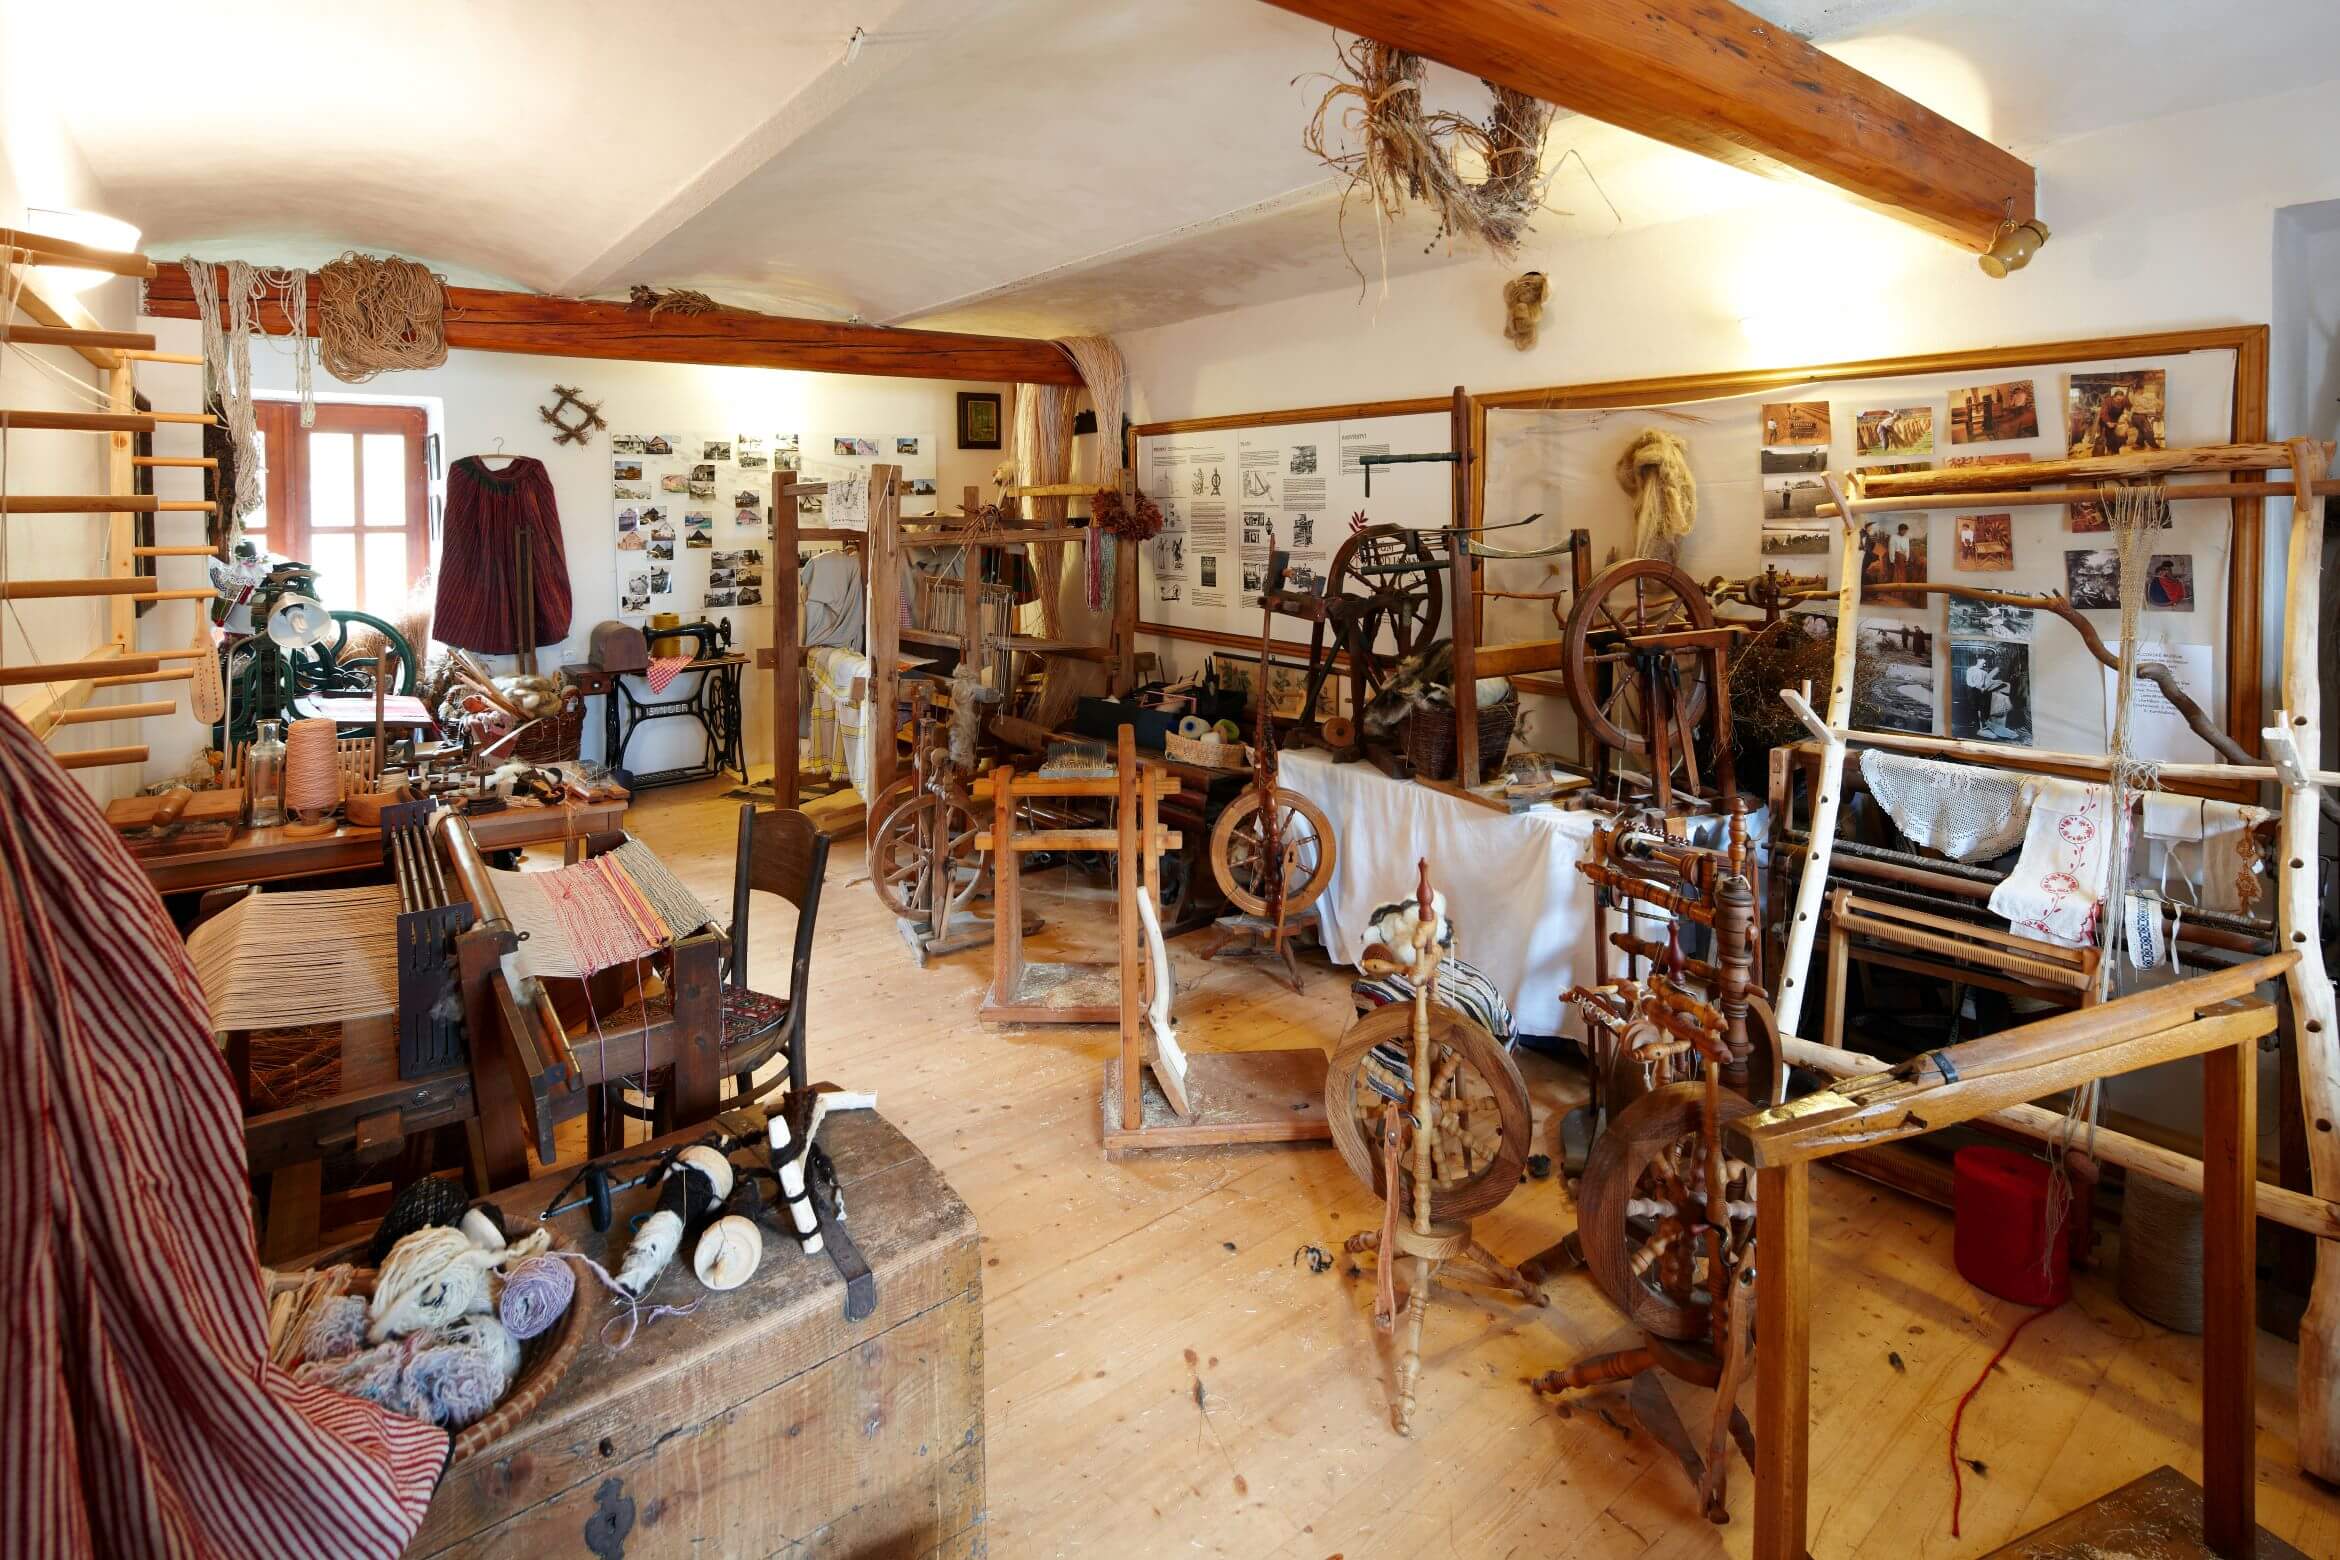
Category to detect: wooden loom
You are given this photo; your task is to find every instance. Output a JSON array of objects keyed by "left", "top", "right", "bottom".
[
  {"left": 975, "top": 724, "right": 1330, "bottom": 1155},
  {"left": 1772, "top": 438, "right": 2340, "bottom": 1488},
  {"left": 2, "top": 226, "right": 219, "bottom": 771}
]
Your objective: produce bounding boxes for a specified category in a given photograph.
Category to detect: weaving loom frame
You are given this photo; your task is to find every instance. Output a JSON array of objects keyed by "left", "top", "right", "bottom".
[{"left": 1770, "top": 438, "right": 2340, "bottom": 1492}]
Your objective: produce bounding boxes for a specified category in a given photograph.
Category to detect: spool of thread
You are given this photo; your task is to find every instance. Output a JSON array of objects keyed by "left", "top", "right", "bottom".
[
  {"left": 2118, "top": 1171, "right": 2205, "bottom": 1334},
  {"left": 498, "top": 1253, "right": 577, "bottom": 1340},
  {"left": 1212, "top": 718, "right": 1243, "bottom": 743},
  {"left": 283, "top": 717, "right": 344, "bottom": 816},
  {"left": 1952, "top": 1146, "right": 2072, "bottom": 1307},
  {"left": 1175, "top": 714, "right": 1209, "bottom": 740}
]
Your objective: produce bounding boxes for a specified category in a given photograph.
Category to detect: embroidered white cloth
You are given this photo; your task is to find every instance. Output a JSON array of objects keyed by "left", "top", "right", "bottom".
[
  {"left": 2141, "top": 796, "right": 2270, "bottom": 917},
  {"left": 1859, "top": 750, "right": 2033, "bottom": 862},
  {"left": 1989, "top": 776, "right": 2121, "bottom": 947}
]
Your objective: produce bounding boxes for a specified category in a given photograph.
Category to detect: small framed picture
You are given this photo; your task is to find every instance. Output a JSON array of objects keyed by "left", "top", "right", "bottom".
[{"left": 958, "top": 391, "right": 1003, "bottom": 451}]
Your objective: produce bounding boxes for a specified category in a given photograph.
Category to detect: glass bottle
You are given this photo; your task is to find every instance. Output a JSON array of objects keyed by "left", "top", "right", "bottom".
[{"left": 247, "top": 720, "right": 286, "bottom": 827}]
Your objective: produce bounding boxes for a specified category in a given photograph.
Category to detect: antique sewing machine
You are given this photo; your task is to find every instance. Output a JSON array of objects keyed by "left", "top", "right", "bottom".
[{"left": 587, "top": 616, "right": 748, "bottom": 790}]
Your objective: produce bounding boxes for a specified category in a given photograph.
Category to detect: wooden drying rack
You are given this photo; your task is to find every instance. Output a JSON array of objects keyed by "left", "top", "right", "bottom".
[
  {"left": 767, "top": 460, "right": 1138, "bottom": 811},
  {"left": 2, "top": 225, "right": 218, "bottom": 772},
  {"left": 1773, "top": 436, "right": 2340, "bottom": 1489}
]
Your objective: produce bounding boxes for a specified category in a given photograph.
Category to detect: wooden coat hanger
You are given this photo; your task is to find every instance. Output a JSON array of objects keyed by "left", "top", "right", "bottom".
[{"left": 477, "top": 436, "right": 520, "bottom": 468}]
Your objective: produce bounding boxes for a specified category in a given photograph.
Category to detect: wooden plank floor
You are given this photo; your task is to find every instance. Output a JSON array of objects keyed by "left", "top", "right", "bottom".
[{"left": 593, "top": 779, "right": 2340, "bottom": 1558}]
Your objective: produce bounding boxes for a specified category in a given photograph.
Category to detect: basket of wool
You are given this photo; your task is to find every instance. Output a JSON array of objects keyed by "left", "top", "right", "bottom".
[{"left": 292, "top": 1231, "right": 589, "bottom": 1463}]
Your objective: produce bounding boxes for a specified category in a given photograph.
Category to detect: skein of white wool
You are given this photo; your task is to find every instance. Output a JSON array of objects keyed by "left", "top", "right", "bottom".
[
  {"left": 616, "top": 1145, "right": 735, "bottom": 1298},
  {"left": 1361, "top": 890, "right": 1452, "bottom": 970}
]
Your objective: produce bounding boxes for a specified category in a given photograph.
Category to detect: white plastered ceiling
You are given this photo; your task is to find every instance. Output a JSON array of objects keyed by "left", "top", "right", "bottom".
[{"left": 12, "top": 0, "right": 2340, "bottom": 337}]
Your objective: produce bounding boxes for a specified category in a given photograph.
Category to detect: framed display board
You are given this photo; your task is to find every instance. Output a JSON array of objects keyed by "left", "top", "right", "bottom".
[
  {"left": 1474, "top": 326, "right": 2269, "bottom": 778},
  {"left": 1132, "top": 397, "right": 1460, "bottom": 656}
]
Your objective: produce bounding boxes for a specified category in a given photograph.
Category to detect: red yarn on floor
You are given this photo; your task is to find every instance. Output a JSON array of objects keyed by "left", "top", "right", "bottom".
[{"left": 1948, "top": 1303, "right": 2058, "bottom": 1538}]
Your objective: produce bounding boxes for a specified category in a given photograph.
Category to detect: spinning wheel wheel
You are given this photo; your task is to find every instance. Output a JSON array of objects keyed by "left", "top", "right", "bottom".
[
  {"left": 1209, "top": 790, "right": 1337, "bottom": 920},
  {"left": 1326, "top": 1000, "right": 1533, "bottom": 1225},
  {"left": 1577, "top": 1083, "right": 1758, "bottom": 1341},
  {"left": 868, "top": 785, "right": 984, "bottom": 925},
  {"left": 1300, "top": 525, "right": 1445, "bottom": 734},
  {"left": 1562, "top": 559, "right": 1716, "bottom": 753}
]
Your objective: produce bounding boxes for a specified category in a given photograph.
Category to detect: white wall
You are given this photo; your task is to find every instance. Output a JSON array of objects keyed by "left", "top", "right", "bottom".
[
  {"left": 138, "top": 314, "right": 1006, "bottom": 780},
  {"left": 1120, "top": 78, "right": 2340, "bottom": 712}
]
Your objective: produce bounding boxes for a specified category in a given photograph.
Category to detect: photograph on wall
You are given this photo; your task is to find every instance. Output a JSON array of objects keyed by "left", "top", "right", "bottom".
[
  {"left": 1865, "top": 460, "right": 1930, "bottom": 478},
  {"left": 690, "top": 462, "right": 718, "bottom": 483},
  {"left": 613, "top": 459, "right": 644, "bottom": 481},
  {"left": 1858, "top": 516, "right": 1927, "bottom": 599},
  {"left": 611, "top": 434, "right": 645, "bottom": 455},
  {"left": 621, "top": 591, "right": 649, "bottom": 613},
  {"left": 735, "top": 436, "right": 766, "bottom": 469},
  {"left": 624, "top": 571, "right": 649, "bottom": 598},
  {"left": 737, "top": 449, "right": 768, "bottom": 470},
  {"left": 1242, "top": 466, "right": 1274, "bottom": 500},
  {"left": 1948, "top": 598, "right": 2035, "bottom": 638},
  {"left": 1855, "top": 406, "right": 1934, "bottom": 456},
  {"left": 688, "top": 481, "right": 717, "bottom": 500},
  {"left": 1760, "top": 445, "right": 1827, "bottom": 475},
  {"left": 1947, "top": 380, "right": 2039, "bottom": 444},
  {"left": 2067, "top": 369, "right": 2167, "bottom": 455},
  {"left": 616, "top": 507, "right": 639, "bottom": 531},
  {"left": 1761, "top": 402, "right": 1831, "bottom": 448},
  {"left": 1950, "top": 639, "right": 2033, "bottom": 743},
  {"left": 738, "top": 587, "right": 764, "bottom": 606},
  {"left": 774, "top": 434, "right": 799, "bottom": 457},
  {"left": 617, "top": 530, "right": 645, "bottom": 553},
  {"left": 1852, "top": 622, "right": 1936, "bottom": 735},
  {"left": 732, "top": 489, "right": 761, "bottom": 510},
  {"left": 1953, "top": 513, "right": 2014, "bottom": 571},
  {"left": 684, "top": 511, "right": 714, "bottom": 532},
  {"left": 2065, "top": 548, "right": 2122, "bottom": 608},
  {"left": 1761, "top": 521, "right": 1829, "bottom": 556},
  {"left": 2070, "top": 489, "right": 2171, "bottom": 532},
  {"left": 649, "top": 519, "right": 674, "bottom": 540},
  {"left": 1290, "top": 444, "right": 1318, "bottom": 476},
  {"left": 1157, "top": 579, "right": 1182, "bottom": 603},
  {"left": 643, "top": 435, "right": 675, "bottom": 455},
  {"left": 896, "top": 437, "right": 919, "bottom": 455},
  {"left": 701, "top": 439, "right": 733, "bottom": 462},
  {"left": 835, "top": 436, "right": 880, "bottom": 457},
  {"left": 734, "top": 509, "right": 760, "bottom": 527},
  {"left": 649, "top": 566, "right": 672, "bottom": 595},
  {"left": 1947, "top": 451, "right": 2033, "bottom": 468},
  {"left": 686, "top": 530, "right": 712, "bottom": 550},
  {"left": 911, "top": 477, "right": 937, "bottom": 496},
  {"left": 1763, "top": 474, "right": 1826, "bottom": 520},
  {"left": 661, "top": 473, "right": 689, "bottom": 493},
  {"left": 614, "top": 485, "right": 650, "bottom": 501},
  {"left": 2146, "top": 553, "right": 2195, "bottom": 610},
  {"left": 647, "top": 538, "right": 674, "bottom": 561},
  {"left": 705, "top": 588, "right": 737, "bottom": 608}
]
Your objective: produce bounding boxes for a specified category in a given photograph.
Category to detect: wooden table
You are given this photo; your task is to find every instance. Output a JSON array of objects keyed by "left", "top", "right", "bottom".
[
  {"left": 139, "top": 798, "right": 627, "bottom": 896},
  {"left": 402, "top": 1108, "right": 985, "bottom": 1558}
]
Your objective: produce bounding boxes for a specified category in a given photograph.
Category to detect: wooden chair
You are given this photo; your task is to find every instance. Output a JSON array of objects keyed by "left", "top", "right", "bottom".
[{"left": 721, "top": 804, "right": 829, "bottom": 1105}]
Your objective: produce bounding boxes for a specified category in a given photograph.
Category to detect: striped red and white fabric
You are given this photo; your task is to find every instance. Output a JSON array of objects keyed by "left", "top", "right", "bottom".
[{"left": 0, "top": 705, "right": 447, "bottom": 1557}]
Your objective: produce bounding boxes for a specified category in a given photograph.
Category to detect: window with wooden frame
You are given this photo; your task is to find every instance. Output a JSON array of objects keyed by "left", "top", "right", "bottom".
[{"left": 250, "top": 400, "right": 430, "bottom": 621}]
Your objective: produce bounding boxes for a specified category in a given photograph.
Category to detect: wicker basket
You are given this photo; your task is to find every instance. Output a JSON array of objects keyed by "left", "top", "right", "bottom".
[
  {"left": 1165, "top": 732, "right": 1250, "bottom": 769},
  {"left": 509, "top": 684, "right": 587, "bottom": 766},
  {"left": 1405, "top": 696, "right": 1518, "bottom": 784},
  {"left": 333, "top": 1241, "right": 589, "bottom": 1463}
]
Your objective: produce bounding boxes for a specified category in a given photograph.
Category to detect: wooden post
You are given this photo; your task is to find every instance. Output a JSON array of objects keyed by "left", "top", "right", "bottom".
[
  {"left": 1446, "top": 386, "right": 1479, "bottom": 787},
  {"left": 771, "top": 467, "right": 802, "bottom": 808},
  {"left": 106, "top": 366, "right": 137, "bottom": 648},
  {"left": 1113, "top": 471, "right": 1139, "bottom": 696},
  {"left": 1773, "top": 473, "right": 1865, "bottom": 1037},
  {"left": 2276, "top": 436, "right": 2340, "bottom": 1482},
  {"left": 988, "top": 762, "right": 1019, "bottom": 1009},
  {"left": 867, "top": 465, "right": 904, "bottom": 799},
  {"left": 1117, "top": 725, "right": 1142, "bottom": 1132},
  {"left": 1753, "top": 1162, "right": 1811, "bottom": 1560},
  {"left": 2201, "top": 1035, "right": 2259, "bottom": 1558}
]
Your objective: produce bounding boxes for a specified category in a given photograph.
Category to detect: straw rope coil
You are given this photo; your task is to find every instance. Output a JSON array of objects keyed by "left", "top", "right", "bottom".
[
  {"left": 1616, "top": 429, "right": 1697, "bottom": 562},
  {"left": 315, "top": 254, "right": 449, "bottom": 382}
]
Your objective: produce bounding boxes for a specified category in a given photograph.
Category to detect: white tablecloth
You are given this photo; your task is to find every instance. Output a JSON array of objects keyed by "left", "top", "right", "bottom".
[{"left": 1277, "top": 751, "right": 1600, "bottom": 1036}]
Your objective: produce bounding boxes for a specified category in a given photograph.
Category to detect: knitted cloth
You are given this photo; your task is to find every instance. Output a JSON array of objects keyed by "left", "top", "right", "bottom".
[{"left": 1859, "top": 750, "right": 2033, "bottom": 863}]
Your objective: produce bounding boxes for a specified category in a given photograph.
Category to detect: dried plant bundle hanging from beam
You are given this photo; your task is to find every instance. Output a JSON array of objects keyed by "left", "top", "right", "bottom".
[
  {"left": 1300, "top": 35, "right": 1556, "bottom": 278},
  {"left": 314, "top": 253, "right": 449, "bottom": 381}
]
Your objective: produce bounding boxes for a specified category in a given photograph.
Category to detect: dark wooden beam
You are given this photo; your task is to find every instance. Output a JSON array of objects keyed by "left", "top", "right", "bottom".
[
  {"left": 142, "top": 266, "right": 1078, "bottom": 386},
  {"left": 1264, "top": 0, "right": 2036, "bottom": 252}
]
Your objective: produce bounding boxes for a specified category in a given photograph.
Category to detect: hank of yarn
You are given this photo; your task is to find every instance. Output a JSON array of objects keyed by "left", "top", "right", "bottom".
[
  {"left": 497, "top": 1254, "right": 577, "bottom": 1341},
  {"left": 315, "top": 253, "right": 449, "bottom": 382},
  {"left": 2117, "top": 1171, "right": 2205, "bottom": 1334},
  {"left": 1616, "top": 429, "right": 1697, "bottom": 562},
  {"left": 283, "top": 716, "right": 344, "bottom": 814}
]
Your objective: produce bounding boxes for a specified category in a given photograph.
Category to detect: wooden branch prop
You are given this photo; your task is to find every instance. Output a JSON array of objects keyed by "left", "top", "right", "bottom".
[
  {"left": 1772, "top": 472, "right": 1862, "bottom": 1038},
  {"left": 1858, "top": 441, "right": 2317, "bottom": 498},
  {"left": 1732, "top": 953, "right": 2289, "bottom": 1169},
  {"left": 1819, "top": 476, "right": 2340, "bottom": 518}
]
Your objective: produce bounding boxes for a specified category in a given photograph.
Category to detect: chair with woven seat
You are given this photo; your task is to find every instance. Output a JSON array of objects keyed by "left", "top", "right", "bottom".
[{"left": 587, "top": 806, "right": 828, "bottom": 1150}]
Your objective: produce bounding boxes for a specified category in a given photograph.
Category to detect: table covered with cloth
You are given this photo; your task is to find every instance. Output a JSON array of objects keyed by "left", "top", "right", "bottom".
[{"left": 1276, "top": 750, "right": 1600, "bottom": 1036}]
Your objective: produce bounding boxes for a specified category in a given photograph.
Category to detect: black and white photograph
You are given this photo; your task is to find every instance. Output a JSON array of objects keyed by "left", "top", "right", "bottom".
[
  {"left": 1242, "top": 467, "right": 1274, "bottom": 500},
  {"left": 1242, "top": 512, "right": 1273, "bottom": 546},
  {"left": 702, "top": 439, "right": 733, "bottom": 462},
  {"left": 1291, "top": 513, "right": 1314, "bottom": 548},
  {"left": 737, "top": 449, "right": 768, "bottom": 470},
  {"left": 1947, "top": 598, "right": 2035, "bottom": 638},
  {"left": 733, "top": 490, "right": 761, "bottom": 510},
  {"left": 1761, "top": 522, "right": 1829, "bottom": 556},
  {"left": 2065, "top": 548, "right": 2122, "bottom": 608},
  {"left": 1852, "top": 621, "right": 1935, "bottom": 735},
  {"left": 1950, "top": 639, "right": 2032, "bottom": 742},
  {"left": 1760, "top": 445, "right": 1828, "bottom": 475},
  {"left": 647, "top": 538, "right": 674, "bottom": 561},
  {"left": 1196, "top": 553, "right": 1215, "bottom": 588},
  {"left": 1763, "top": 474, "right": 1826, "bottom": 520},
  {"left": 691, "top": 462, "right": 718, "bottom": 483},
  {"left": 611, "top": 434, "right": 645, "bottom": 454},
  {"left": 1241, "top": 562, "right": 1266, "bottom": 594},
  {"left": 624, "top": 571, "right": 649, "bottom": 598},
  {"left": 688, "top": 481, "right": 717, "bottom": 500},
  {"left": 1290, "top": 444, "right": 1317, "bottom": 475},
  {"left": 774, "top": 434, "right": 799, "bottom": 457},
  {"left": 708, "top": 566, "right": 738, "bottom": 589},
  {"left": 1157, "top": 580, "right": 1181, "bottom": 603},
  {"left": 649, "top": 567, "right": 671, "bottom": 595},
  {"left": 737, "top": 587, "right": 764, "bottom": 606},
  {"left": 620, "top": 591, "right": 650, "bottom": 614},
  {"left": 2146, "top": 553, "right": 2195, "bottom": 610},
  {"left": 704, "top": 588, "right": 737, "bottom": 608},
  {"left": 686, "top": 531, "right": 712, "bottom": 549},
  {"left": 613, "top": 485, "right": 650, "bottom": 501}
]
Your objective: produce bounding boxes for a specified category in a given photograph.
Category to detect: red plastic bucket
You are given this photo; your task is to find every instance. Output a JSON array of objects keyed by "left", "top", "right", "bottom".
[{"left": 1953, "top": 1146, "right": 2073, "bottom": 1306}]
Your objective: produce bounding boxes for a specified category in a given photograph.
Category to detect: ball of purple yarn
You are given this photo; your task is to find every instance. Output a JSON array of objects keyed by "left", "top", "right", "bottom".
[{"left": 498, "top": 1254, "right": 575, "bottom": 1341}]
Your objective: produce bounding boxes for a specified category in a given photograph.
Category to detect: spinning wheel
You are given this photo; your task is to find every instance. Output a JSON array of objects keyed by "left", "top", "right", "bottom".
[
  {"left": 1560, "top": 559, "right": 1732, "bottom": 805},
  {"left": 868, "top": 784, "right": 984, "bottom": 926},
  {"left": 1209, "top": 790, "right": 1337, "bottom": 920},
  {"left": 1326, "top": 1000, "right": 1532, "bottom": 1225},
  {"left": 1298, "top": 525, "right": 1445, "bottom": 740},
  {"left": 1577, "top": 1083, "right": 1758, "bottom": 1341}
]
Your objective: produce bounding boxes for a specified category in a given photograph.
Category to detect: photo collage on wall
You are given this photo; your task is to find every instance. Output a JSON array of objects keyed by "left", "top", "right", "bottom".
[
  {"left": 1770, "top": 362, "right": 2197, "bottom": 747},
  {"left": 610, "top": 427, "right": 923, "bottom": 624}
]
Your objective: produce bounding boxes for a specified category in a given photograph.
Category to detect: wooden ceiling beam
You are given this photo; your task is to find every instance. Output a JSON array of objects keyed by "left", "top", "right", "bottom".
[
  {"left": 1264, "top": 0, "right": 2036, "bottom": 252},
  {"left": 142, "top": 266, "right": 1079, "bottom": 386}
]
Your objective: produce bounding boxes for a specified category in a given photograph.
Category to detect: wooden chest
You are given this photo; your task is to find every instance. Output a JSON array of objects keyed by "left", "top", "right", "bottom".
[{"left": 405, "top": 1109, "right": 985, "bottom": 1557}]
